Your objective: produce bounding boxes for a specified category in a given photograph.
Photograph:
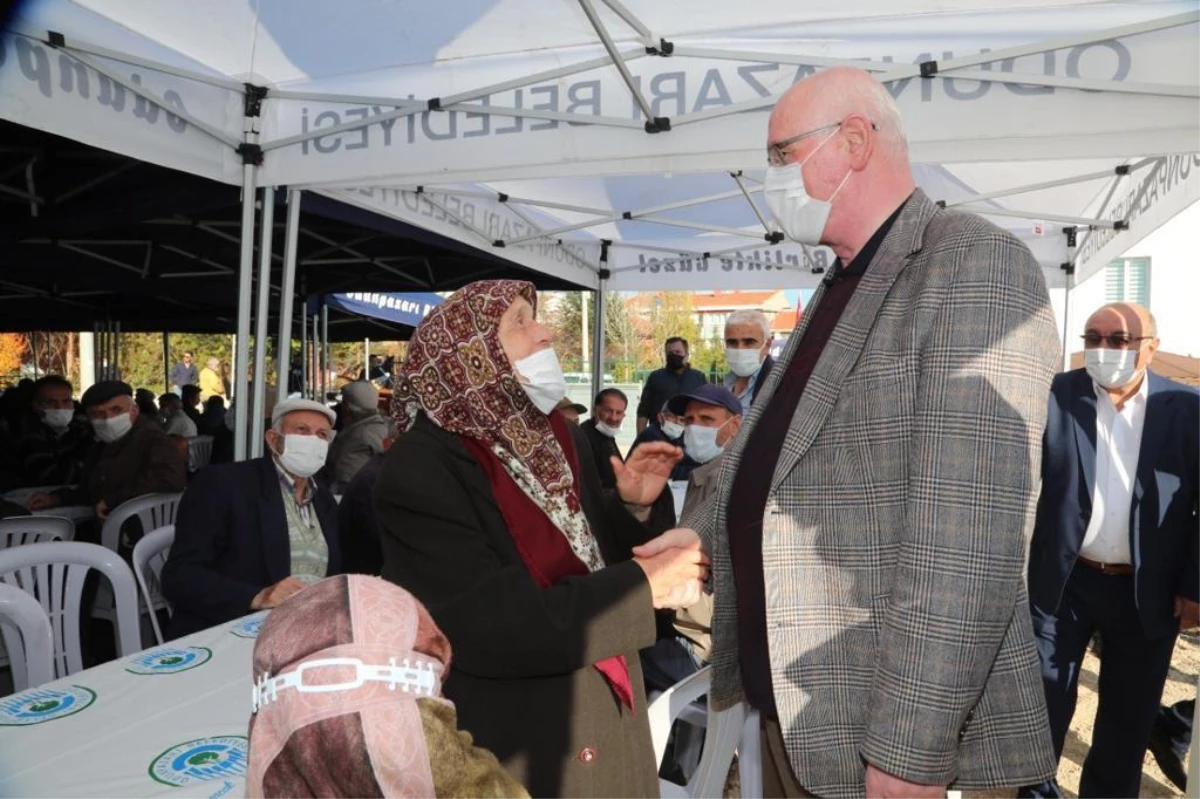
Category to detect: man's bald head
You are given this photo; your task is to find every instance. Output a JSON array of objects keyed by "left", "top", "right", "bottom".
[
  {"left": 1085, "top": 302, "right": 1158, "bottom": 341},
  {"left": 766, "top": 67, "right": 916, "bottom": 262}
]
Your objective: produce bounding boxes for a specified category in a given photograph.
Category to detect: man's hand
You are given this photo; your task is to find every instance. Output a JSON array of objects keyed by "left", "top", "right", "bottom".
[
  {"left": 612, "top": 442, "right": 682, "bottom": 507},
  {"left": 94, "top": 499, "right": 109, "bottom": 521},
  {"left": 864, "top": 764, "right": 944, "bottom": 799},
  {"left": 250, "top": 577, "right": 308, "bottom": 611},
  {"left": 632, "top": 527, "right": 703, "bottom": 559},
  {"left": 634, "top": 545, "right": 708, "bottom": 609},
  {"left": 1175, "top": 596, "right": 1199, "bottom": 631},
  {"left": 27, "top": 492, "right": 59, "bottom": 511}
]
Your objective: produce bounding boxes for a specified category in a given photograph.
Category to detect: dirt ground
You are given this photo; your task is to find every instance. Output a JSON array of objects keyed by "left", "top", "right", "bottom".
[{"left": 1057, "top": 634, "right": 1197, "bottom": 798}]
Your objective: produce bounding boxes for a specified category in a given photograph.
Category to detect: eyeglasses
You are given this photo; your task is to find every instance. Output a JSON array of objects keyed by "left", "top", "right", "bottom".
[
  {"left": 1080, "top": 333, "right": 1151, "bottom": 349},
  {"left": 766, "top": 118, "right": 879, "bottom": 167}
]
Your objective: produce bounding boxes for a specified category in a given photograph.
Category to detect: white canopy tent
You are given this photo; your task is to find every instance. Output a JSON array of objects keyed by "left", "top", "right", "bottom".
[{"left": 2, "top": 0, "right": 1197, "bottom": 458}]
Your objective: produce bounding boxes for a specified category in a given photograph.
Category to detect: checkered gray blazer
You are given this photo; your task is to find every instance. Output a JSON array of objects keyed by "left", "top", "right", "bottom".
[{"left": 684, "top": 191, "right": 1059, "bottom": 797}]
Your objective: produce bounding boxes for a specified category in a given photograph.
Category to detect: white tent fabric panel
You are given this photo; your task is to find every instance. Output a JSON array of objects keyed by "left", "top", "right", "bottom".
[{"left": 0, "top": 0, "right": 1196, "bottom": 292}]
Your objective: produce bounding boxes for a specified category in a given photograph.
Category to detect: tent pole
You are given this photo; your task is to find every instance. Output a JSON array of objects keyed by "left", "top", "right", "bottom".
[
  {"left": 590, "top": 281, "right": 606, "bottom": 399},
  {"left": 1061, "top": 273, "right": 1075, "bottom": 373},
  {"left": 300, "top": 304, "right": 308, "bottom": 399},
  {"left": 234, "top": 160, "right": 259, "bottom": 462},
  {"left": 80, "top": 330, "right": 95, "bottom": 395},
  {"left": 162, "top": 332, "right": 170, "bottom": 393},
  {"left": 581, "top": 290, "right": 589, "bottom": 377},
  {"left": 276, "top": 190, "right": 302, "bottom": 400},
  {"left": 251, "top": 187, "right": 276, "bottom": 459},
  {"left": 321, "top": 304, "right": 330, "bottom": 400},
  {"left": 364, "top": 338, "right": 370, "bottom": 379},
  {"left": 31, "top": 331, "right": 39, "bottom": 379},
  {"left": 113, "top": 321, "right": 120, "bottom": 381}
]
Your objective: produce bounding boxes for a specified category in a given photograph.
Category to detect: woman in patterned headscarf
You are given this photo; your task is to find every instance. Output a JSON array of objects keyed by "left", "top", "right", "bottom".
[{"left": 374, "top": 280, "right": 707, "bottom": 798}]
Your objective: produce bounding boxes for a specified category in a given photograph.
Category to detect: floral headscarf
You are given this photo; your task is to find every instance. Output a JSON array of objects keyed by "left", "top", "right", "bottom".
[{"left": 391, "top": 280, "right": 603, "bottom": 571}]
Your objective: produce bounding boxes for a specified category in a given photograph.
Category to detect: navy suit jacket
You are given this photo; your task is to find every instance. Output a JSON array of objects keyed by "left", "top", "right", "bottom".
[
  {"left": 1028, "top": 368, "right": 1199, "bottom": 639},
  {"left": 162, "top": 456, "right": 341, "bottom": 638}
]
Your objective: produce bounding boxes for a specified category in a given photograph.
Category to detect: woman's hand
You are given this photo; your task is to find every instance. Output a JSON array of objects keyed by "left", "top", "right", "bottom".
[
  {"left": 633, "top": 528, "right": 708, "bottom": 609},
  {"left": 612, "top": 442, "right": 682, "bottom": 507}
]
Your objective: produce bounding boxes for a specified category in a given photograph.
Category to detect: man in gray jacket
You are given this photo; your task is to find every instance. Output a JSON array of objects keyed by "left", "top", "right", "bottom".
[
  {"left": 641, "top": 66, "right": 1059, "bottom": 798},
  {"left": 321, "top": 381, "right": 388, "bottom": 492}
]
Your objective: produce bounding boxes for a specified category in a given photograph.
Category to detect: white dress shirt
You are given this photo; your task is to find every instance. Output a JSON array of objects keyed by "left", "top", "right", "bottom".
[{"left": 1079, "top": 375, "right": 1149, "bottom": 564}]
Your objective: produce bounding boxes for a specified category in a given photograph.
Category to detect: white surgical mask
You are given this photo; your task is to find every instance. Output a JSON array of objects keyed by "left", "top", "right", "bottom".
[
  {"left": 683, "top": 419, "right": 732, "bottom": 464},
  {"left": 275, "top": 434, "right": 329, "bottom": 478},
  {"left": 1085, "top": 347, "right": 1142, "bottom": 390},
  {"left": 594, "top": 420, "right": 621, "bottom": 438},
  {"left": 42, "top": 408, "right": 74, "bottom": 431},
  {"left": 93, "top": 412, "right": 133, "bottom": 444},
  {"left": 763, "top": 129, "right": 850, "bottom": 246},
  {"left": 661, "top": 420, "right": 685, "bottom": 440},
  {"left": 726, "top": 348, "right": 765, "bottom": 378},
  {"left": 512, "top": 348, "right": 567, "bottom": 415}
]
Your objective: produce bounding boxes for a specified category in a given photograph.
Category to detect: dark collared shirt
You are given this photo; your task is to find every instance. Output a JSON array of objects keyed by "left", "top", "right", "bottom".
[{"left": 726, "top": 200, "right": 907, "bottom": 720}]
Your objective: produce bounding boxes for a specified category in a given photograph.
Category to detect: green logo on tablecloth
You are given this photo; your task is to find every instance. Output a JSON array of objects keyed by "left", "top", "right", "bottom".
[
  {"left": 0, "top": 685, "right": 96, "bottom": 725},
  {"left": 149, "top": 736, "right": 249, "bottom": 787},
  {"left": 125, "top": 646, "right": 213, "bottom": 675}
]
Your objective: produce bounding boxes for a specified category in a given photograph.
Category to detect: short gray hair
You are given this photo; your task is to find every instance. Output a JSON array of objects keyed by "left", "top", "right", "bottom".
[{"left": 725, "top": 310, "right": 771, "bottom": 342}]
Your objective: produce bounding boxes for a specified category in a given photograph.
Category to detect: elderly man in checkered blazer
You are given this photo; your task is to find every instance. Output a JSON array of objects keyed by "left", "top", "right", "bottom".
[{"left": 635, "top": 67, "right": 1059, "bottom": 797}]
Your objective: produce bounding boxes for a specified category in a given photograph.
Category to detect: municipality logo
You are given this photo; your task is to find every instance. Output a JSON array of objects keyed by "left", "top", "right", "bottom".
[
  {"left": 126, "top": 646, "right": 212, "bottom": 675},
  {"left": 0, "top": 686, "right": 96, "bottom": 726},
  {"left": 230, "top": 614, "right": 266, "bottom": 639},
  {"left": 149, "top": 736, "right": 249, "bottom": 787}
]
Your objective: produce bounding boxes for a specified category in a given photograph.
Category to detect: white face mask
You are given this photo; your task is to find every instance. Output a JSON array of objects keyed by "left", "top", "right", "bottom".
[
  {"left": 512, "top": 348, "right": 567, "bottom": 415},
  {"left": 594, "top": 420, "right": 621, "bottom": 438},
  {"left": 42, "top": 408, "right": 74, "bottom": 431},
  {"left": 93, "top": 412, "right": 133, "bottom": 444},
  {"left": 1085, "top": 347, "right": 1142, "bottom": 390},
  {"left": 660, "top": 420, "right": 685, "bottom": 440},
  {"left": 683, "top": 418, "right": 733, "bottom": 464},
  {"left": 726, "top": 347, "right": 765, "bottom": 378},
  {"left": 763, "top": 128, "right": 850, "bottom": 246},
  {"left": 274, "top": 433, "right": 329, "bottom": 478}
]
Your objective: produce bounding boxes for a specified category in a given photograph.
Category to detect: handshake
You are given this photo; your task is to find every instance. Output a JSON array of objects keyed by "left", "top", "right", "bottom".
[{"left": 632, "top": 528, "right": 708, "bottom": 610}]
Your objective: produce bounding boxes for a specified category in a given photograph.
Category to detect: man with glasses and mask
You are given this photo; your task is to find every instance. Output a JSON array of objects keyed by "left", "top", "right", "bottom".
[
  {"left": 636, "top": 337, "right": 707, "bottom": 434},
  {"left": 1022, "top": 302, "right": 1198, "bottom": 799},
  {"left": 641, "top": 66, "right": 1061, "bottom": 797},
  {"left": 162, "top": 398, "right": 343, "bottom": 639},
  {"left": 28, "top": 381, "right": 186, "bottom": 525}
]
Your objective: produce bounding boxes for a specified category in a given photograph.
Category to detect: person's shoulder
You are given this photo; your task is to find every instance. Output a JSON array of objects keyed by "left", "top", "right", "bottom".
[{"left": 1148, "top": 371, "right": 1200, "bottom": 408}]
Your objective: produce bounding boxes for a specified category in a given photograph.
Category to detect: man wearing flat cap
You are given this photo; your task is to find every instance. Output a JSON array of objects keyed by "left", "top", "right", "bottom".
[
  {"left": 321, "top": 381, "right": 388, "bottom": 493},
  {"left": 29, "top": 380, "right": 187, "bottom": 526},
  {"left": 162, "top": 398, "right": 343, "bottom": 638}
]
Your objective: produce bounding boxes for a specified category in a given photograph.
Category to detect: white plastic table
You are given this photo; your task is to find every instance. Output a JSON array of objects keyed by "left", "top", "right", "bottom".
[
  {"left": 0, "top": 612, "right": 266, "bottom": 798},
  {"left": 1, "top": 486, "right": 95, "bottom": 524}
]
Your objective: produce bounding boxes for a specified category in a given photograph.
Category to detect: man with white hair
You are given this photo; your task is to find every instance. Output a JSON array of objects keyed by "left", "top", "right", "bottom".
[
  {"left": 723, "top": 309, "right": 776, "bottom": 413},
  {"left": 322, "top": 380, "right": 389, "bottom": 492},
  {"left": 640, "top": 66, "right": 1060, "bottom": 797},
  {"left": 162, "top": 398, "right": 342, "bottom": 638}
]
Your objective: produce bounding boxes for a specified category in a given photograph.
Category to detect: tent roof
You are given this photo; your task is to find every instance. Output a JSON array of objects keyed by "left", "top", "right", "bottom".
[{"left": 0, "top": 120, "right": 582, "bottom": 334}]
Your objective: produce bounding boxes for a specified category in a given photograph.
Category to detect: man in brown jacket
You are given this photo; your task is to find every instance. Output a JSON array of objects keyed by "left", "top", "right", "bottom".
[{"left": 30, "top": 381, "right": 187, "bottom": 530}]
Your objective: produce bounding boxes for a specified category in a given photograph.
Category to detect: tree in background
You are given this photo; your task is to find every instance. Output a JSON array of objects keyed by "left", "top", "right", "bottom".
[
  {"left": 604, "top": 291, "right": 640, "bottom": 381},
  {"left": 643, "top": 292, "right": 700, "bottom": 370},
  {"left": 0, "top": 333, "right": 29, "bottom": 386}
]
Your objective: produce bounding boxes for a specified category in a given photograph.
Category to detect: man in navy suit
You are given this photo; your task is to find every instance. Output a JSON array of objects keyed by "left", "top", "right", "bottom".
[
  {"left": 163, "top": 398, "right": 342, "bottom": 638},
  {"left": 1022, "top": 302, "right": 1198, "bottom": 798}
]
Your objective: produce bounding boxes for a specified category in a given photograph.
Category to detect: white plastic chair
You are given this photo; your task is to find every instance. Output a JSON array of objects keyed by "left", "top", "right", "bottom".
[
  {"left": 99, "top": 493, "right": 182, "bottom": 554},
  {"left": 186, "top": 435, "right": 214, "bottom": 472},
  {"left": 0, "top": 583, "right": 55, "bottom": 692},
  {"left": 0, "top": 542, "right": 141, "bottom": 678},
  {"left": 0, "top": 516, "right": 74, "bottom": 548},
  {"left": 131, "top": 526, "right": 174, "bottom": 646},
  {"left": 647, "top": 666, "right": 762, "bottom": 799}
]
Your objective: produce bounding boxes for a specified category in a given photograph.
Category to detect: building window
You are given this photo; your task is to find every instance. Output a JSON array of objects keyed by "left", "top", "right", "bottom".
[{"left": 1105, "top": 257, "right": 1150, "bottom": 305}]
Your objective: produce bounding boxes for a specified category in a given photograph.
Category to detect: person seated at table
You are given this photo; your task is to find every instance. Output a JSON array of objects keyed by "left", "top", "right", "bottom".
[
  {"left": 320, "top": 380, "right": 388, "bottom": 493},
  {"left": 180, "top": 384, "right": 203, "bottom": 427},
  {"left": 197, "top": 395, "right": 227, "bottom": 436},
  {"left": 16, "top": 375, "right": 95, "bottom": 488},
  {"left": 134, "top": 388, "right": 158, "bottom": 419},
  {"left": 162, "top": 398, "right": 343, "bottom": 639},
  {"left": 374, "top": 279, "right": 706, "bottom": 798},
  {"left": 157, "top": 392, "right": 198, "bottom": 438},
  {"left": 27, "top": 381, "right": 187, "bottom": 526},
  {"left": 246, "top": 574, "right": 527, "bottom": 799}
]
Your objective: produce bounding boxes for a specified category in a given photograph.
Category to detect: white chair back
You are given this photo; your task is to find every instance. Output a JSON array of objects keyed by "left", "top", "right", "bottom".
[
  {"left": 0, "top": 516, "right": 74, "bottom": 548},
  {"left": 186, "top": 435, "right": 214, "bottom": 472},
  {"left": 647, "top": 666, "right": 762, "bottom": 799},
  {"left": 0, "top": 583, "right": 54, "bottom": 693},
  {"left": 99, "top": 493, "right": 182, "bottom": 553},
  {"left": 131, "top": 526, "right": 175, "bottom": 646},
  {"left": 0, "top": 542, "right": 141, "bottom": 678}
]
